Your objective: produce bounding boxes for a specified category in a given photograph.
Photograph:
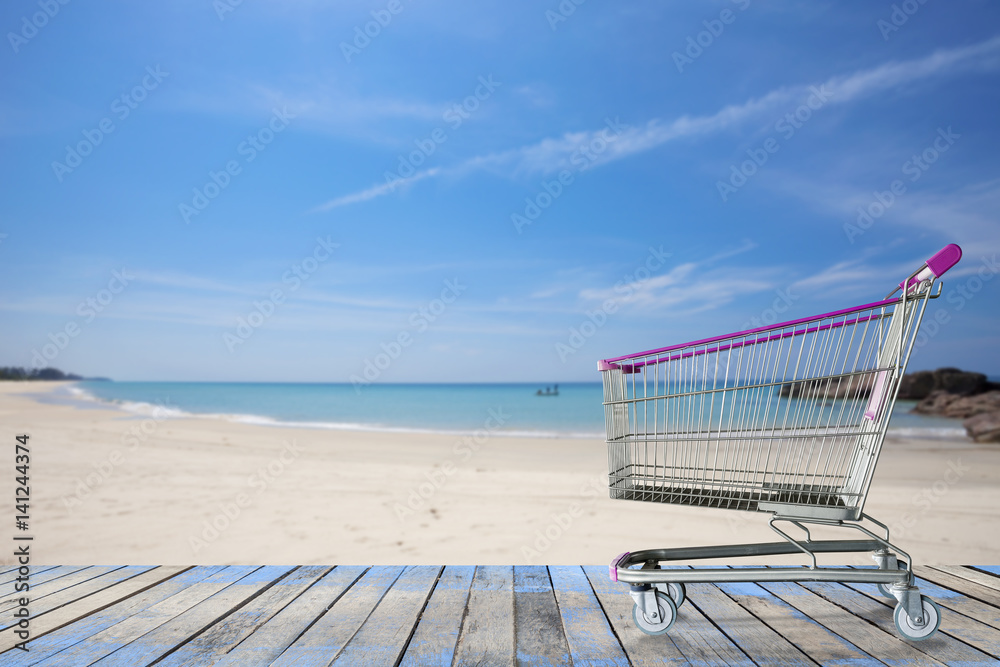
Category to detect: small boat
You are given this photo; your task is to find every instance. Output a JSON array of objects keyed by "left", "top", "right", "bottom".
[{"left": 536, "top": 384, "right": 559, "bottom": 396}]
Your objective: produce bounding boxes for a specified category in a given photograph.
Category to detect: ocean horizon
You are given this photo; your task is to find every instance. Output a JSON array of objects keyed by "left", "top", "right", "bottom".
[{"left": 50, "top": 380, "right": 971, "bottom": 440}]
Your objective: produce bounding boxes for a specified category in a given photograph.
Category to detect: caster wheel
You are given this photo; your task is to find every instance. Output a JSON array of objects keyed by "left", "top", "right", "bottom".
[
  {"left": 894, "top": 596, "right": 941, "bottom": 641},
  {"left": 655, "top": 581, "right": 686, "bottom": 608},
  {"left": 632, "top": 590, "right": 677, "bottom": 635},
  {"left": 878, "top": 561, "right": 908, "bottom": 599}
]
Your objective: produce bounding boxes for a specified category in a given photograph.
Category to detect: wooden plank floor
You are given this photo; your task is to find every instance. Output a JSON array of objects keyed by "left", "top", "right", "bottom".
[{"left": 2, "top": 565, "right": 1000, "bottom": 665}]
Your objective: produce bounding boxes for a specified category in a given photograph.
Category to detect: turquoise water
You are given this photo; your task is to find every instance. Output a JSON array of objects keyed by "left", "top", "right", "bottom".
[{"left": 67, "top": 381, "right": 966, "bottom": 438}]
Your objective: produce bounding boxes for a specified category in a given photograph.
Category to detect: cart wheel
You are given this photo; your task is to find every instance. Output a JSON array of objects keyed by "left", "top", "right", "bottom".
[
  {"left": 656, "top": 582, "right": 686, "bottom": 608},
  {"left": 878, "top": 561, "right": 908, "bottom": 599},
  {"left": 894, "top": 596, "right": 941, "bottom": 641},
  {"left": 632, "top": 591, "right": 677, "bottom": 635}
]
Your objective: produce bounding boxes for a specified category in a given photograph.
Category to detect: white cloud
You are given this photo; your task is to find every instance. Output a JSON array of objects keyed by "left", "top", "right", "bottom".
[{"left": 310, "top": 35, "right": 1000, "bottom": 211}]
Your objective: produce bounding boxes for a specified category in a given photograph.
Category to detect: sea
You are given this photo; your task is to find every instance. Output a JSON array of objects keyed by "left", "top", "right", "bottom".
[{"left": 54, "top": 381, "right": 970, "bottom": 439}]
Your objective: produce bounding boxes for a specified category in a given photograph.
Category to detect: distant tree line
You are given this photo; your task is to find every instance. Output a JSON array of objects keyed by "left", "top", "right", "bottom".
[{"left": 0, "top": 367, "right": 84, "bottom": 381}]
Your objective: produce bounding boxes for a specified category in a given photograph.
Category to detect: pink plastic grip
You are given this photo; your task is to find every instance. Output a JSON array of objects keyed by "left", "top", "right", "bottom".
[
  {"left": 609, "top": 552, "right": 629, "bottom": 582},
  {"left": 900, "top": 243, "right": 962, "bottom": 292},
  {"left": 925, "top": 243, "right": 963, "bottom": 277}
]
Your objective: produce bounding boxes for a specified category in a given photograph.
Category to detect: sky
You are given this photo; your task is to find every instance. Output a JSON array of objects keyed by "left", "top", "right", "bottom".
[{"left": 1, "top": 0, "right": 999, "bottom": 383}]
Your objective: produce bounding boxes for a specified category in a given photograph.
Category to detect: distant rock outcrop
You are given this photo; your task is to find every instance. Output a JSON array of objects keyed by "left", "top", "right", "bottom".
[
  {"left": 903, "top": 368, "right": 1000, "bottom": 443},
  {"left": 779, "top": 374, "right": 876, "bottom": 400},
  {"left": 897, "top": 368, "right": 992, "bottom": 399},
  {"left": 964, "top": 412, "right": 1000, "bottom": 444}
]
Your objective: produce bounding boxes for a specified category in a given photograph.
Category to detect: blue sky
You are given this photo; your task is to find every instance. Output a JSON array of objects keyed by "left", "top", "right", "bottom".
[{"left": 1, "top": 0, "right": 999, "bottom": 382}]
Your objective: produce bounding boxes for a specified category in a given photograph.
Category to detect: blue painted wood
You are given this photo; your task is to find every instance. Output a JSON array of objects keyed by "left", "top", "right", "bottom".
[
  {"left": 453, "top": 566, "right": 514, "bottom": 666},
  {"left": 0, "top": 565, "right": 60, "bottom": 587},
  {"left": 549, "top": 566, "right": 629, "bottom": 667},
  {"left": 841, "top": 576, "right": 1000, "bottom": 656},
  {"left": 270, "top": 566, "right": 405, "bottom": 666},
  {"left": 756, "top": 579, "right": 943, "bottom": 667},
  {"left": 86, "top": 566, "right": 292, "bottom": 667},
  {"left": 583, "top": 565, "right": 702, "bottom": 666},
  {"left": 331, "top": 565, "right": 441, "bottom": 665},
  {"left": 398, "top": 566, "right": 474, "bottom": 667},
  {"left": 683, "top": 578, "right": 813, "bottom": 667},
  {"left": 800, "top": 579, "right": 997, "bottom": 665},
  {"left": 153, "top": 567, "right": 331, "bottom": 667},
  {"left": 27, "top": 566, "right": 262, "bottom": 667},
  {"left": 0, "top": 566, "right": 121, "bottom": 615},
  {"left": 716, "top": 578, "right": 883, "bottom": 667},
  {"left": 212, "top": 565, "right": 368, "bottom": 667},
  {"left": 512, "top": 566, "right": 571, "bottom": 667},
  {"left": 0, "top": 566, "right": 156, "bottom": 632},
  {"left": 0, "top": 566, "right": 226, "bottom": 667}
]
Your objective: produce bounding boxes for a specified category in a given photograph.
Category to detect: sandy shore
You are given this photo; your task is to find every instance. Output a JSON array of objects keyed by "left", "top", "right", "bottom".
[{"left": 0, "top": 382, "right": 997, "bottom": 566}]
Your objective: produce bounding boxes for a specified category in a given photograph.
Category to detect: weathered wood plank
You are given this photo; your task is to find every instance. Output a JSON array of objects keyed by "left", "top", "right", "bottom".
[
  {"left": 717, "top": 579, "right": 884, "bottom": 666},
  {"left": 583, "top": 565, "right": 701, "bottom": 666},
  {"left": 331, "top": 566, "right": 441, "bottom": 665},
  {"left": 85, "top": 566, "right": 293, "bottom": 667},
  {"left": 800, "top": 579, "right": 997, "bottom": 665},
  {"left": 973, "top": 566, "right": 1000, "bottom": 579},
  {"left": 0, "top": 567, "right": 226, "bottom": 667},
  {"left": 0, "top": 566, "right": 156, "bottom": 632},
  {"left": 684, "top": 581, "right": 814, "bottom": 666},
  {"left": 398, "top": 566, "right": 474, "bottom": 667},
  {"left": 930, "top": 566, "right": 1000, "bottom": 594},
  {"left": 155, "top": 566, "right": 331, "bottom": 667},
  {"left": 0, "top": 566, "right": 189, "bottom": 654},
  {"left": 0, "top": 566, "right": 89, "bottom": 614},
  {"left": 269, "top": 565, "right": 404, "bottom": 666},
  {"left": 212, "top": 566, "right": 367, "bottom": 667},
  {"left": 0, "top": 566, "right": 120, "bottom": 615},
  {"left": 842, "top": 570, "right": 1000, "bottom": 656},
  {"left": 510, "top": 566, "right": 571, "bottom": 667},
  {"left": 453, "top": 565, "right": 515, "bottom": 666},
  {"left": 26, "top": 566, "right": 261, "bottom": 667},
  {"left": 548, "top": 566, "right": 629, "bottom": 666},
  {"left": 915, "top": 566, "right": 1000, "bottom": 609},
  {"left": 757, "top": 579, "right": 947, "bottom": 666},
  {"left": 0, "top": 565, "right": 61, "bottom": 588}
]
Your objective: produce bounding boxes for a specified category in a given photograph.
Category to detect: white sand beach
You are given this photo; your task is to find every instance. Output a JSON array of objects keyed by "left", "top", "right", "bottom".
[{"left": 1, "top": 382, "right": 998, "bottom": 566}]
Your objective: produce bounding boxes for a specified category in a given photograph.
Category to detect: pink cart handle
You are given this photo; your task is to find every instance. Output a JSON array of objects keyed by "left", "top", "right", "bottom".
[{"left": 900, "top": 243, "right": 962, "bottom": 293}]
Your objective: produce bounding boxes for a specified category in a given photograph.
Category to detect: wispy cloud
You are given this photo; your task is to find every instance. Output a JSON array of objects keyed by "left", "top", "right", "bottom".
[
  {"left": 310, "top": 35, "right": 1000, "bottom": 212},
  {"left": 578, "top": 240, "right": 765, "bottom": 313}
]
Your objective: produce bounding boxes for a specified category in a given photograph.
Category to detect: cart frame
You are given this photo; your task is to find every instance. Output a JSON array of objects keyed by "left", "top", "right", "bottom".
[{"left": 598, "top": 244, "right": 963, "bottom": 640}]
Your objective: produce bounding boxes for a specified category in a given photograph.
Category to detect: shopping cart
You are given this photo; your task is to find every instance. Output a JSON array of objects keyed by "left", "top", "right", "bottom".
[{"left": 598, "top": 244, "right": 962, "bottom": 641}]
